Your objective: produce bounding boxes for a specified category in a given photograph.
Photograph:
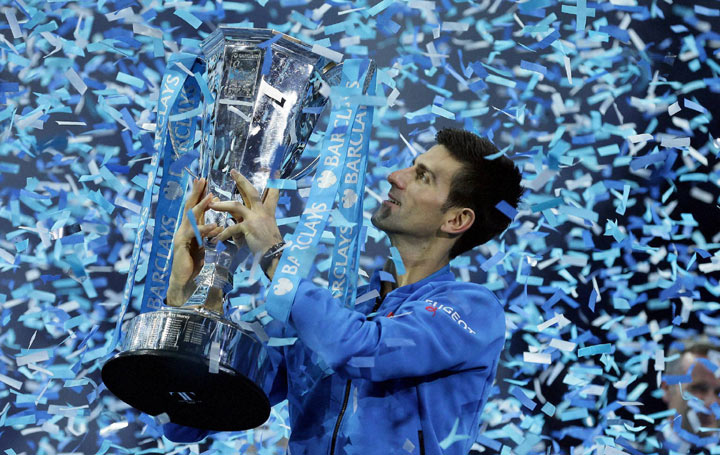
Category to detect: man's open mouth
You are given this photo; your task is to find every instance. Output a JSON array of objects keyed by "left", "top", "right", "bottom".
[{"left": 387, "top": 195, "right": 401, "bottom": 206}]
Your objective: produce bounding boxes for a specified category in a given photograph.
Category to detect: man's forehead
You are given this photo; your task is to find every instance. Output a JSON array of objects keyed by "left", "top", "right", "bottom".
[
  {"left": 415, "top": 145, "right": 459, "bottom": 172},
  {"left": 425, "top": 143, "right": 451, "bottom": 157},
  {"left": 684, "top": 353, "right": 720, "bottom": 373}
]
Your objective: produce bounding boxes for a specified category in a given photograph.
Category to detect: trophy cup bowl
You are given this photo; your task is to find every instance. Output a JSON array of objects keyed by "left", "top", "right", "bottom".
[
  {"left": 101, "top": 27, "right": 373, "bottom": 431},
  {"left": 100, "top": 307, "right": 271, "bottom": 431}
]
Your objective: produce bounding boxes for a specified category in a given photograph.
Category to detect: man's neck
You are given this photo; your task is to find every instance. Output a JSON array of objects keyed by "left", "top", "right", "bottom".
[{"left": 383, "top": 235, "right": 451, "bottom": 290}]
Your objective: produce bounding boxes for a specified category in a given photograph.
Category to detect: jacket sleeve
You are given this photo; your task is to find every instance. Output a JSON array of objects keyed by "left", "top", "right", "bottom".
[
  {"left": 263, "top": 318, "right": 290, "bottom": 406},
  {"left": 288, "top": 279, "right": 505, "bottom": 382},
  {"left": 163, "top": 423, "right": 213, "bottom": 443}
]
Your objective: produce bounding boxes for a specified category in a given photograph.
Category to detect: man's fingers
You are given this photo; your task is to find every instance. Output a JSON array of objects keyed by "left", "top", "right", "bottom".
[
  {"left": 212, "top": 224, "right": 244, "bottom": 244},
  {"left": 265, "top": 188, "right": 280, "bottom": 215},
  {"left": 198, "top": 223, "right": 219, "bottom": 236},
  {"left": 190, "top": 193, "right": 213, "bottom": 225},
  {"left": 209, "top": 225, "right": 224, "bottom": 238},
  {"left": 186, "top": 178, "right": 207, "bottom": 209},
  {"left": 209, "top": 200, "right": 248, "bottom": 219},
  {"left": 176, "top": 221, "right": 217, "bottom": 246},
  {"left": 230, "top": 170, "right": 261, "bottom": 208}
]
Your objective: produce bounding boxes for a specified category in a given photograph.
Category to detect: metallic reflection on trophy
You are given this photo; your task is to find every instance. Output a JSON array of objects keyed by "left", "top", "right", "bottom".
[{"left": 101, "top": 27, "right": 373, "bottom": 431}]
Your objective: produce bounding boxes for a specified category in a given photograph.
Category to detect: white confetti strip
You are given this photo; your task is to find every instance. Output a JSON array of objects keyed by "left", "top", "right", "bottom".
[
  {"left": 16, "top": 350, "right": 50, "bottom": 366},
  {"left": 5, "top": 8, "right": 22, "bottom": 38},
  {"left": 549, "top": 338, "right": 576, "bottom": 352},
  {"left": 311, "top": 43, "right": 343, "bottom": 63},
  {"left": 660, "top": 136, "right": 690, "bottom": 148},
  {"left": 524, "top": 352, "right": 552, "bottom": 364},
  {"left": 627, "top": 133, "right": 653, "bottom": 143},
  {"left": 0, "top": 373, "right": 22, "bottom": 390},
  {"left": 537, "top": 313, "right": 571, "bottom": 331},
  {"left": 227, "top": 105, "right": 251, "bottom": 122},
  {"left": 259, "top": 79, "right": 287, "bottom": 106},
  {"left": 65, "top": 68, "right": 87, "bottom": 95},
  {"left": 654, "top": 349, "right": 664, "bottom": 371},
  {"left": 208, "top": 341, "right": 221, "bottom": 374},
  {"left": 132, "top": 23, "right": 162, "bottom": 38},
  {"left": 55, "top": 121, "right": 87, "bottom": 126}
]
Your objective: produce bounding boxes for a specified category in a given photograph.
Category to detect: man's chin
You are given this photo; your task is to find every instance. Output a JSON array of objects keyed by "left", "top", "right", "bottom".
[
  {"left": 370, "top": 214, "right": 399, "bottom": 236},
  {"left": 370, "top": 211, "right": 387, "bottom": 230}
]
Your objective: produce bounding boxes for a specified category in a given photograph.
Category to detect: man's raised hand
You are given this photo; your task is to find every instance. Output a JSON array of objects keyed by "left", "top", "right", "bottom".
[
  {"left": 209, "top": 169, "right": 283, "bottom": 257},
  {"left": 166, "top": 177, "right": 224, "bottom": 307}
]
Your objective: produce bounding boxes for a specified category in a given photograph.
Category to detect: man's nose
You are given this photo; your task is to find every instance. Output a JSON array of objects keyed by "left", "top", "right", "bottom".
[
  {"left": 701, "top": 391, "right": 720, "bottom": 408},
  {"left": 388, "top": 167, "right": 409, "bottom": 189},
  {"left": 709, "top": 392, "right": 720, "bottom": 406}
]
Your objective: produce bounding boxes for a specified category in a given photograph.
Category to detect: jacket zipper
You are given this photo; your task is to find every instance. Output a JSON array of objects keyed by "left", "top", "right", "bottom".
[
  {"left": 329, "top": 379, "right": 352, "bottom": 455},
  {"left": 329, "top": 295, "right": 386, "bottom": 455},
  {"left": 418, "top": 430, "right": 425, "bottom": 455}
]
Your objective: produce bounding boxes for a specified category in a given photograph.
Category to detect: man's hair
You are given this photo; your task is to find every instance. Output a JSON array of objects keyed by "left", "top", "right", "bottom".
[
  {"left": 665, "top": 338, "right": 719, "bottom": 375},
  {"left": 436, "top": 128, "right": 524, "bottom": 258}
]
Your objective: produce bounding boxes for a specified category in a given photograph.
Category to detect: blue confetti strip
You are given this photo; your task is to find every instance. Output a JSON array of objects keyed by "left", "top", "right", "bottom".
[
  {"left": 495, "top": 200, "right": 518, "bottom": 220},
  {"left": 512, "top": 387, "right": 538, "bottom": 411},
  {"left": 186, "top": 208, "right": 203, "bottom": 246},
  {"left": 389, "top": 246, "right": 406, "bottom": 275}
]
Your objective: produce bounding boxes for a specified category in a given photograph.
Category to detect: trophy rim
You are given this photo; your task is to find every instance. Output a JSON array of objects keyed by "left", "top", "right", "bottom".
[
  {"left": 201, "top": 26, "right": 324, "bottom": 65},
  {"left": 141, "top": 306, "right": 254, "bottom": 338}
]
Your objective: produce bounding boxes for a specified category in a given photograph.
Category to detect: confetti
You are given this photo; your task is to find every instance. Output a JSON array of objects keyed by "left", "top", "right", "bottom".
[
  {"left": 549, "top": 338, "right": 576, "bottom": 352},
  {"left": 311, "top": 43, "right": 343, "bottom": 63},
  {"left": 495, "top": 200, "right": 519, "bottom": 220},
  {"left": 267, "top": 337, "right": 298, "bottom": 347},
  {"left": 511, "top": 387, "right": 537, "bottom": 411},
  {"left": 208, "top": 341, "right": 221, "bottom": 374},
  {"left": 0, "top": 373, "right": 23, "bottom": 390},
  {"left": 186, "top": 208, "right": 203, "bottom": 246},
  {"left": 389, "top": 246, "right": 406, "bottom": 275},
  {"left": 578, "top": 343, "right": 612, "bottom": 357},
  {"left": 524, "top": 352, "right": 552, "bottom": 364},
  {"left": 174, "top": 9, "right": 203, "bottom": 29},
  {"left": 1, "top": 1, "right": 718, "bottom": 454}
]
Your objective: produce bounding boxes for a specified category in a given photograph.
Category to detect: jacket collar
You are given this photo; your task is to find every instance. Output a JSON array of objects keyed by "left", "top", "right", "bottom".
[{"left": 369, "top": 264, "right": 455, "bottom": 299}]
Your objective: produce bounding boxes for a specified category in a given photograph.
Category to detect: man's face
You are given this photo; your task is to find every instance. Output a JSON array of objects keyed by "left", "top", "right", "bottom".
[
  {"left": 371, "top": 144, "right": 463, "bottom": 240},
  {"left": 663, "top": 353, "right": 720, "bottom": 432}
]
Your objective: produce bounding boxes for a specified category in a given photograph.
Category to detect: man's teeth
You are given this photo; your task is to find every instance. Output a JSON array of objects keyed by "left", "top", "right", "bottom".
[{"left": 388, "top": 197, "right": 400, "bottom": 206}]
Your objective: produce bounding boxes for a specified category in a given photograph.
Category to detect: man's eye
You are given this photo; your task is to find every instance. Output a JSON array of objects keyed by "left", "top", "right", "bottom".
[
  {"left": 689, "top": 384, "right": 710, "bottom": 395},
  {"left": 417, "top": 170, "right": 428, "bottom": 182}
]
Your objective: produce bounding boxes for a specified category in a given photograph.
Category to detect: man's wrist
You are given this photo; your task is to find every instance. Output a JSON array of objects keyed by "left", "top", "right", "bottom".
[
  {"left": 260, "top": 241, "right": 286, "bottom": 280},
  {"left": 262, "top": 256, "right": 280, "bottom": 281},
  {"left": 166, "top": 286, "right": 185, "bottom": 307},
  {"left": 167, "top": 281, "right": 195, "bottom": 307}
]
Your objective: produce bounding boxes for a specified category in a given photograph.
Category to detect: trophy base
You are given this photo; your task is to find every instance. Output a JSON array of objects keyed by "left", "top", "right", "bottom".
[{"left": 102, "top": 349, "right": 270, "bottom": 431}]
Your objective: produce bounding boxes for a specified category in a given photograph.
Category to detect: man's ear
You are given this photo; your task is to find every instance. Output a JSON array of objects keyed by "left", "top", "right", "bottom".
[{"left": 441, "top": 207, "right": 475, "bottom": 236}]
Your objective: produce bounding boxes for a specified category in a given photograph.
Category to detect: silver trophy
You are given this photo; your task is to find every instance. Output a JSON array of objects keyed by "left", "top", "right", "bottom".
[{"left": 102, "top": 27, "right": 374, "bottom": 431}]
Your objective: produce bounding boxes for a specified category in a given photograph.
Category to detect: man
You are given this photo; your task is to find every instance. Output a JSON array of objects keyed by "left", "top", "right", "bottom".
[
  {"left": 164, "top": 128, "right": 524, "bottom": 454},
  {"left": 657, "top": 339, "right": 720, "bottom": 453}
]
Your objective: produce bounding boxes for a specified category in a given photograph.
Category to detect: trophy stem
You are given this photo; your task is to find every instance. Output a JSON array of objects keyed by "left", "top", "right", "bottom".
[{"left": 186, "top": 240, "right": 236, "bottom": 311}]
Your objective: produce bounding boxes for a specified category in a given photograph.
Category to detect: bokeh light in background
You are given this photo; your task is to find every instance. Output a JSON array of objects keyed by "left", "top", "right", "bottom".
[{"left": 1, "top": 0, "right": 719, "bottom": 453}]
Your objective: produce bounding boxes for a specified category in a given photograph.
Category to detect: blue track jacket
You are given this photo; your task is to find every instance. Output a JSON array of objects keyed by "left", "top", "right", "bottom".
[{"left": 164, "top": 265, "right": 506, "bottom": 454}]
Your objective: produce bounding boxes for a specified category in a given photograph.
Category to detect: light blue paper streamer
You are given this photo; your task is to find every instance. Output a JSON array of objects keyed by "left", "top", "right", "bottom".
[
  {"left": 140, "top": 62, "right": 202, "bottom": 313},
  {"left": 265, "top": 59, "right": 369, "bottom": 323},
  {"left": 108, "top": 60, "right": 194, "bottom": 354},
  {"left": 329, "top": 67, "right": 376, "bottom": 307}
]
